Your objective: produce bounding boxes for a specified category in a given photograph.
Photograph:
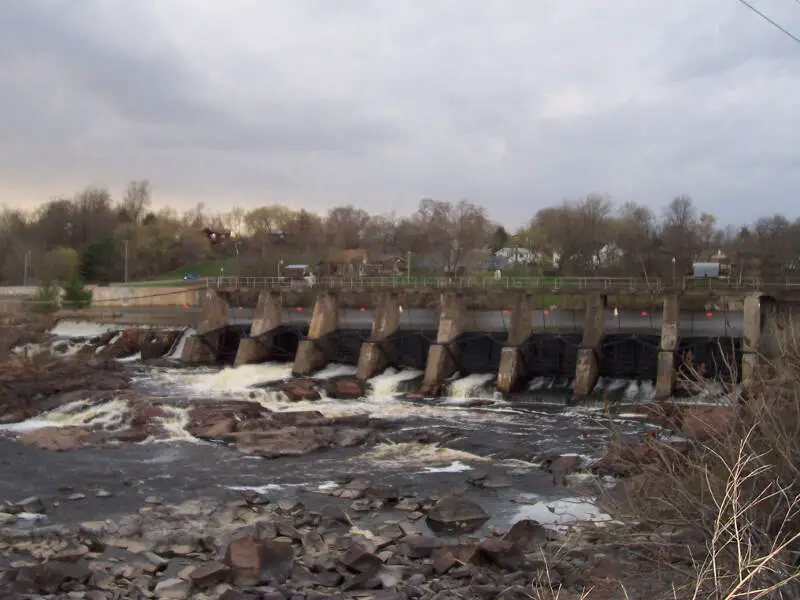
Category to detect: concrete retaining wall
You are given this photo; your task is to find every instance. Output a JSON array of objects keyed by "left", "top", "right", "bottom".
[{"left": 89, "top": 286, "right": 204, "bottom": 307}]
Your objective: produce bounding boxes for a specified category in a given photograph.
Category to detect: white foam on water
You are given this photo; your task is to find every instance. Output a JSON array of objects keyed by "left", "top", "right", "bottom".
[
  {"left": 418, "top": 460, "right": 473, "bottom": 473},
  {"left": 447, "top": 373, "right": 496, "bottom": 398},
  {"left": 316, "top": 481, "right": 339, "bottom": 491},
  {"left": 50, "top": 320, "right": 120, "bottom": 339},
  {"left": 16, "top": 512, "right": 47, "bottom": 521},
  {"left": 513, "top": 497, "right": 612, "bottom": 528},
  {"left": 140, "top": 406, "right": 208, "bottom": 445},
  {"left": 166, "top": 328, "right": 195, "bottom": 359},
  {"left": 313, "top": 363, "right": 358, "bottom": 379},
  {"left": 225, "top": 483, "right": 285, "bottom": 493},
  {"left": 368, "top": 368, "right": 423, "bottom": 398},
  {"left": 361, "top": 441, "right": 488, "bottom": 467},
  {"left": 0, "top": 398, "right": 130, "bottom": 433},
  {"left": 116, "top": 353, "right": 141, "bottom": 363},
  {"left": 159, "top": 362, "right": 293, "bottom": 396},
  {"left": 623, "top": 380, "right": 656, "bottom": 401}
]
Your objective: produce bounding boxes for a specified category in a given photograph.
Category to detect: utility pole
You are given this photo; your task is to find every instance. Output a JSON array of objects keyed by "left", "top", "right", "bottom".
[
  {"left": 406, "top": 251, "right": 412, "bottom": 280},
  {"left": 123, "top": 240, "right": 129, "bottom": 284},
  {"left": 23, "top": 250, "right": 30, "bottom": 287}
]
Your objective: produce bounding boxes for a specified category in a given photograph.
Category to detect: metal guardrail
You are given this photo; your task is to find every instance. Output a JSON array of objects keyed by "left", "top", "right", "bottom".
[{"left": 122, "top": 275, "right": 800, "bottom": 292}]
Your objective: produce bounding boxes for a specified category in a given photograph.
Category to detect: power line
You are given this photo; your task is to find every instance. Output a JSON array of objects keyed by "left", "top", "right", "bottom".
[{"left": 734, "top": 0, "right": 800, "bottom": 44}]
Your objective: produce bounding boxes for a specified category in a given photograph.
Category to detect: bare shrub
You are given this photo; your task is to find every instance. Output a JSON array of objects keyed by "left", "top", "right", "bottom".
[{"left": 599, "top": 347, "right": 800, "bottom": 599}]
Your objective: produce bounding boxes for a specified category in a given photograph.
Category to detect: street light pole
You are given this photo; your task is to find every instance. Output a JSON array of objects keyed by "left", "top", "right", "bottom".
[
  {"left": 671, "top": 256, "right": 676, "bottom": 288},
  {"left": 123, "top": 240, "right": 129, "bottom": 284},
  {"left": 23, "top": 250, "right": 30, "bottom": 286},
  {"left": 406, "top": 251, "right": 411, "bottom": 280}
]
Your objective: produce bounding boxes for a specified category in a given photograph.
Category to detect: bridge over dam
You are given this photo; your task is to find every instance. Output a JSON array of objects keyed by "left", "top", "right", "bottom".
[{"left": 66, "top": 276, "right": 800, "bottom": 399}]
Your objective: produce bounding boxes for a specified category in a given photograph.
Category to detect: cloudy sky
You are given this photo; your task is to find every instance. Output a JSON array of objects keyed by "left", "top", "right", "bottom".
[{"left": 0, "top": 0, "right": 798, "bottom": 226}]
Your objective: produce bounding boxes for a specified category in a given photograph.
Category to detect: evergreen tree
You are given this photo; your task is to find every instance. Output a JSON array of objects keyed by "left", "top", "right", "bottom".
[{"left": 62, "top": 273, "right": 92, "bottom": 309}]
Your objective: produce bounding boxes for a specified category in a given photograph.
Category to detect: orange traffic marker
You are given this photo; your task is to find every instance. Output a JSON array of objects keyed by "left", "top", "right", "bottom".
[
  {"left": 502, "top": 309, "right": 509, "bottom": 315},
  {"left": 543, "top": 310, "right": 549, "bottom": 316},
  {"left": 641, "top": 311, "right": 648, "bottom": 317},
  {"left": 360, "top": 307, "right": 366, "bottom": 312},
  {"left": 706, "top": 312, "right": 712, "bottom": 318},
  {"left": 296, "top": 306, "right": 302, "bottom": 312}
]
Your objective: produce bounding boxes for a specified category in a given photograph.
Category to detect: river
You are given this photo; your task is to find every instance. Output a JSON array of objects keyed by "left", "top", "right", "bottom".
[{"left": 0, "top": 319, "right": 722, "bottom": 538}]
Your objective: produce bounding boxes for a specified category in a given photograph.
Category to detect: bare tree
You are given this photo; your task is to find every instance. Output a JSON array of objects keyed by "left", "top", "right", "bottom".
[
  {"left": 325, "top": 206, "right": 370, "bottom": 249},
  {"left": 119, "top": 180, "right": 151, "bottom": 224}
]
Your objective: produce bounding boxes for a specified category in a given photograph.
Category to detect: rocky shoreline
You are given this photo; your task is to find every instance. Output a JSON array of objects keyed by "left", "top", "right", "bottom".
[{"left": 0, "top": 481, "right": 684, "bottom": 600}]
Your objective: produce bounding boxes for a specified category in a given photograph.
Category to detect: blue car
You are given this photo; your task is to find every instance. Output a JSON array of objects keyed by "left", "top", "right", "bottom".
[{"left": 183, "top": 273, "right": 200, "bottom": 280}]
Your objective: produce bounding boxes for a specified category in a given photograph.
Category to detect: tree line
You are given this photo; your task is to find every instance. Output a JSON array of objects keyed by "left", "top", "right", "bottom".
[{"left": 0, "top": 181, "right": 797, "bottom": 284}]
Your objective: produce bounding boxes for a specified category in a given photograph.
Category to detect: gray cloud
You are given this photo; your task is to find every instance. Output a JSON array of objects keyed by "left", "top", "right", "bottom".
[{"left": 1, "top": 0, "right": 799, "bottom": 226}]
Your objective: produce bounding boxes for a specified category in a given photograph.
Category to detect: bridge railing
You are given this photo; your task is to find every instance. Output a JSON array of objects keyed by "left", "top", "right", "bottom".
[
  {"left": 202, "top": 275, "right": 657, "bottom": 291},
  {"left": 95, "top": 275, "right": 800, "bottom": 292}
]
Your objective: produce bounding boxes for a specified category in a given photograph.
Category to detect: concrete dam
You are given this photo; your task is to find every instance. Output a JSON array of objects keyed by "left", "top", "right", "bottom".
[{"left": 175, "top": 289, "right": 785, "bottom": 399}]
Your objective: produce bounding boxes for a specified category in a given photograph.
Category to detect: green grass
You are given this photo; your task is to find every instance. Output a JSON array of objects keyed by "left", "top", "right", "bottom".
[{"left": 142, "top": 260, "right": 235, "bottom": 283}]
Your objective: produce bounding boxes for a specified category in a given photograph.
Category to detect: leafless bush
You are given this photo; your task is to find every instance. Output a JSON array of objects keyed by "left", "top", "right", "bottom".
[{"left": 601, "top": 345, "right": 800, "bottom": 599}]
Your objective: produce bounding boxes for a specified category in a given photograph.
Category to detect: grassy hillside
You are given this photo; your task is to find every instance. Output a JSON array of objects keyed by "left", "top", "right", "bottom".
[{"left": 139, "top": 260, "right": 235, "bottom": 283}]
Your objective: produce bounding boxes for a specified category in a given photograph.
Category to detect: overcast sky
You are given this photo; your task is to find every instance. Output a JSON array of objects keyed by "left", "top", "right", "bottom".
[{"left": 1, "top": 1, "right": 798, "bottom": 227}]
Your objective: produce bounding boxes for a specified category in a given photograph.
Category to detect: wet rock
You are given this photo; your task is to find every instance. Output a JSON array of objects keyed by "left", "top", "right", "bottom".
[
  {"left": 20, "top": 427, "right": 91, "bottom": 451},
  {"left": 224, "top": 537, "right": 294, "bottom": 586},
  {"left": 395, "top": 498, "right": 421, "bottom": 511},
  {"left": 426, "top": 496, "right": 490, "bottom": 535},
  {"left": 402, "top": 536, "right": 443, "bottom": 559},
  {"left": 15, "top": 496, "right": 46, "bottom": 514},
  {"left": 154, "top": 577, "right": 192, "bottom": 599},
  {"left": 269, "top": 410, "right": 327, "bottom": 427},
  {"left": 340, "top": 544, "right": 383, "bottom": 576},
  {"left": 468, "top": 472, "right": 512, "bottom": 489},
  {"left": 477, "top": 538, "right": 525, "bottom": 570},
  {"left": 130, "top": 404, "right": 166, "bottom": 427},
  {"left": 281, "top": 379, "right": 321, "bottom": 402},
  {"left": 542, "top": 455, "right": 585, "bottom": 479},
  {"left": 431, "top": 548, "right": 460, "bottom": 575},
  {"left": 503, "top": 519, "right": 548, "bottom": 552},
  {"left": 234, "top": 428, "right": 333, "bottom": 458},
  {"left": 324, "top": 376, "right": 367, "bottom": 400},
  {"left": 68, "top": 492, "right": 87, "bottom": 501},
  {"left": 187, "top": 401, "right": 272, "bottom": 440},
  {"left": 189, "top": 561, "right": 231, "bottom": 587},
  {"left": 95, "top": 489, "right": 113, "bottom": 498},
  {"left": 141, "top": 331, "right": 179, "bottom": 361}
]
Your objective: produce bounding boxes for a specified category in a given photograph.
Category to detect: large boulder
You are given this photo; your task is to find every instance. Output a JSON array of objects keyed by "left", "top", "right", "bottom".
[
  {"left": 224, "top": 537, "right": 294, "bottom": 586},
  {"left": 281, "top": 379, "right": 321, "bottom": 402},
  {"left": 19, "top": 427, "right": 91, "bottom": 451},
  {"left": 140, "top": 331, "right": 180, "bottom": 360},
  {"left": 325, "top": 376, "right": 366, "bottom": 400},
  {"left": 426, "top": 496, "right": 490, "bottom": 535},
  {"left": 233, "top": 427, "right": 335, "bottom": 458}
]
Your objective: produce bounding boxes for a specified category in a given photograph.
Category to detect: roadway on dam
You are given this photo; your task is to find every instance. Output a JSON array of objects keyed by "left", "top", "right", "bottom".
[{"left": 74, "top": 307, "right": 743, "bottom": 336}]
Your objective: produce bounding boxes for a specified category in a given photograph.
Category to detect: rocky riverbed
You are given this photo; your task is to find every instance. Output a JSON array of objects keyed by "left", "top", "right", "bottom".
[{"left": 0, "top": 319, "right": 735, "bottom": 598}]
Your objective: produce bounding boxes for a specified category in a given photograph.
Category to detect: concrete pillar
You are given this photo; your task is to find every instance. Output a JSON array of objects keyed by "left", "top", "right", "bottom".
[
  {"left": 292, "top": 292, "right": 339, "bottom": 376},
  {"left": 497, "top": 293, "right": 534, "bottom": 393},
  {"left": 421, "top": 293, "right": 467, "bottom": 396},
  {"left": 573, "top": 293, "right": 605, "bottom": 397},
  {"left": 180, "top": 289, "right": 230, "bottom": 364},
  {"left": 741, "top": 294, "right": 761, "bottom": 388},
  {"left": 655, "top": 295, "right": 680, "bottom": 399},
  {"left": 356, "top": 292, "right": 402, "bottom": 380},
  {"left": 233, "top": 291, "right": 283, "bottom": 367}
]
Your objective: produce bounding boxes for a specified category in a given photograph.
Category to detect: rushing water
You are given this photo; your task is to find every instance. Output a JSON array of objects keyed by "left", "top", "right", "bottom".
[{"left": 0, "top": 320, "right": 710, "bottom": 534}]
